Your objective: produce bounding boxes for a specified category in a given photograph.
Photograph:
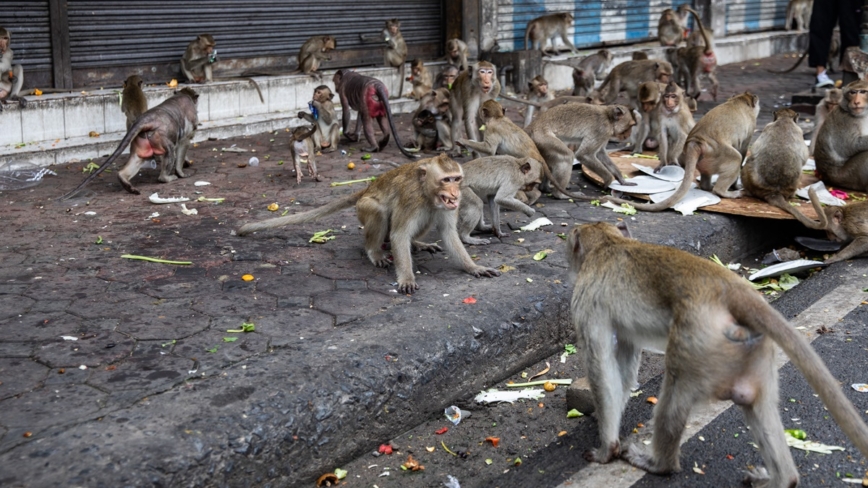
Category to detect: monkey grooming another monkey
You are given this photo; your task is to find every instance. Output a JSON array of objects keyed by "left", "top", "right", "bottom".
[
  {"left": 406, "top": 59, "right": 433, "bottom": 100},
  {"left": 805, "top": 188, "right": 868, "bottom": 263},
  {"left": 62, "top": 88, "right": 200, "bottom": 198},
  {"left": 657, "top": 5, "right": 688, "bottom": 46},
  {"left": 814, "top": 80, "right": 868, "bottom": 192},
  {"left": 298, "top": 85, "right": 340, "bottom": 153},
  {"left": 525, "top": 12, "right": 579, "bottom": 55},
  {"left": 435, "top": 64, "right": 460, "bottom": 90},
  {"left": 606, "top": 91, "right": 759, "bottom": 211},
  {"left": 566, "top": 221, "right": 868, "bottom": 487},
  {"left": 181, "top": 34, "right": 216, "bottom": 83},
  {"left": 121, "top": 74, "right": 148, "bottom": 131},
  {"left": 297, "top": 35, "right": 337, "bottom": 78},
  {"left": 527, "top": 103, "right": 638, "bottom": 198},
  {"left": 595, "top": 59, "right": 673, "bottom": 109},
  {"left": 445, "top": 39, "right": 469, "bottom": 72},
  {"left": 383, "top": 19, "right": 409, "bottom": 98},
  {"left": 237, "top": 154, "right": 501, "bottom": 293},
  {"left": 742, "top": 108, "right": 823, "bottom": 228},
  {"left": 449, "top": 61, "right": 501, "bottom": 145},
  {"left": 288, "top": 125, "right": 321, "bottom": 184},
  {"left": 333, "top": 69, "right": 416, "bottom": 159},
  {"left": 0, "top": 27, "right": 26, "bottom": 110},
  {"left": 810, "top": 88, "right": 842, "bottom": 156},
  {"left": 457, "top": 155, "right": 541, "bottom": 245},
  {"left": 523, "top": 75, "right": 555, "bottom": 127}
]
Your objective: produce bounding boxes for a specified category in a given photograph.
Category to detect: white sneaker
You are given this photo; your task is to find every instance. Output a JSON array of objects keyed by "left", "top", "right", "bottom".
[{"left": 815, "top": 71, "right": 834, "bottom": 88}]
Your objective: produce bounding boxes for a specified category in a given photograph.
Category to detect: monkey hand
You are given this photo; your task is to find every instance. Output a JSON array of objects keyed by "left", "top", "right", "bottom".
[
  {"left": 412, "top": 241, "right": 442, "bottom": 254},
  {"left": 297, "top": 111, "right": 306, "bottom": 119},
  {"left": 469, "top": 266, "right": 500, "bottom": 278},
  {"left": 397, "top": 279, "right": 419, "bottom": 294}
]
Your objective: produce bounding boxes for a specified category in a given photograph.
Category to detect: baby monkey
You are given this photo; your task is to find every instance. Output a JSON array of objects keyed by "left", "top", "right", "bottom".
[{"left": 288, "top": 125, "right": 321, "bottom": 184}]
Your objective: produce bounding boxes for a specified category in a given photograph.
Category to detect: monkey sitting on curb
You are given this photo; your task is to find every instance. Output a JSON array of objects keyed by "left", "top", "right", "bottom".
[
  {"left": 121, "top": 74, "right": 148, "bottom": 131},
  {"left": 297, "top": 35, "right": 336, "bottom": 78},
  {"left": 181, "top": 34, "right": 217, "bottom": 83},
  {"left": 566, "top": 221, "right": 868, "bottom": 487},
  {"left": 237, "top": 154, "right": 501, "bottom": 294}
]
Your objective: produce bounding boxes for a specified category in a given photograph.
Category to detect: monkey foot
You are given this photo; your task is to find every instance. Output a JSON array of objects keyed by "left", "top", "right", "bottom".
[
  {"left": 462, "top": 237, "right": 491, "bottom": 246},
  {"left": 583, "top": 442, "right": 620, "bottom": 464},
  {"left": 621, "top": 443, "right": 678, "bottom": 475},
  {"left": 470, "top": 266, "right": 501, "bottom": 278},
  {"left": 397, "top": 281, "right": 420, "bottom": 294},
  {"left": 412, "top": 242, "right": 443, "bottom": 253}
]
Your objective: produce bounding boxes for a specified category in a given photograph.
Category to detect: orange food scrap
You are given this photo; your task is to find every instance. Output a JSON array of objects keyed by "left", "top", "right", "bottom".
[
  {"left": 267, "top": 203, "right": 279, "bottom": 211},
  {"left": 462, "top": 296, "right": 477, "bottom": 304},
  {"left": 34, "top": 88, "right": 43, "bottom": 96},
  {"left": 315, "top": 472, "right": 339, "bottom": 487},
  {"left": 22, "top": 432, "right": 32, "bottom": 438},
  {"left": 646, "top": 396, "right": 658, "bottom": 405},
  {"left": 557, "top": 431, "right": 567, "bottom": 437},
  {"left": 485, "top": 436, "right": 500, "bottom": 447},
  {"left": 241, "top": 274, "right": 254, "bottom": 281},
  {"left": 725, "top": 454, "right": 734, "bottom": 460},
  {"left": 402, "top": 454, "right": 424, "bottom": 471}
]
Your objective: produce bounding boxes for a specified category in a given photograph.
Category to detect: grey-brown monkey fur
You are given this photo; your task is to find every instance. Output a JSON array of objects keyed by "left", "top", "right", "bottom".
[
  {"left": 121, "top": 74, "right": 148, "bottom": 131},
  {"left": 298, "top": 85, "right": 340, "bottom": 153},
  {"left": 813, "top": 80, "right": 868, "bottom": 193}
]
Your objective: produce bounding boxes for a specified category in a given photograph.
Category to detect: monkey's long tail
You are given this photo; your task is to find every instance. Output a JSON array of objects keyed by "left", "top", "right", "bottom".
[
  {"left": 237, "top": 190, "right": 364, "bottom": 236},
  {"left": 685, "top": 7, "right": 713, "bottom": 55},
  {"left": 767, "top": 48, "right": 808, "bottom": 74},
  {"left": 736, "top": 292, "right": 868, "bottom": 460},
  {"left": 375, "top": 84, "right": 417, "bottom": 159},
  {"left": 766, "top": 193, "right": 825, "bottom": 230},
  {"left": 59, "top": 121, "right": 152, "bottom": 200},
  {"left": 499, "top": 93, "right": 546, "bottom": 108},
  {"left": 604, "top": 142, "right": 700, "bottom": 212}
]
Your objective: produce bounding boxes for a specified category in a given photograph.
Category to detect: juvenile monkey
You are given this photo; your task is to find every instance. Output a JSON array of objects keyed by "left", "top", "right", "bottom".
[
  {"left": 406, "top": 59, "right": 433, "bottom": 100},
  {"left": 435, "top": 64, "right": 460, "bottom": 90},
  {"left": 566, "top": 221, "right": 868, "bottom": 486},
  {"left": 633, "top": 81, "right": 663, "bottom": 150},
  {"left": 814, "top": 80, "right": 868, "bottom": 192},
  {"left": 657, "top": 5, "right": 689, "bottom": 46},
  {"left": 445, "top": 39, "right": 469, "bottom": 72},
  {"left": 62, "top": 88, "right": 199, "bottom": 198},
  {"left": 416, "top": 87, "right": 452, "bottom": 150},
  {"left": 523, "top": 75, "right": 555, "bottom": 127},
  {"left": 0, "top": 27, "right": 25, "bottom": 109},
  {"left": 527, "top": 103, "right": 638, "bottom": 197},
  {"left": 333, "top": 69, "right": 416, "bottom": 159},
  {"left": 297, "top": 35, "right": 336, "bottom": 77},
  {"left": 449, "top": 61, "right": 501, "bottom": 144},
  {"left": 383, "top": 19, "right": 408, "bottom": 98},
  {"left": 806, "top": 188, "right": 868, "bottom": 263},
  {"left": 595, "top": 59, "right": 673, "bottom": 109},
  {"left": 810, "top": 87, "right": 842, "bottom": 156},
  {"left": 297, "top": 85, "right": 340, "bottom": 153},
  {"left": 524, "top": 12, "right": 579, "bottom": 55},
  {"left": 237, "top": 154, "right": 501, "bottom": 293},
  {"left": 121, "top": 74, "right": 148, "bottom": 131},
  {"left": 652, "top": 81, "right": 695, "bottom": 167},
  {"left": 785, "top": 0, "right": 813, "bottom": 31},
  {"left": 742, "top": 109, "right": 821, "bottom": 228},
  {"left": 606, "top": 91, "right": 759, "bottom": 211},
  {"left": 288, "top": 125, "right": 321, "bottom": 184},
  {"left": 457, "top": 155, "right": 541, "bottom": 245},
  {"left": 181, "top": 34, "right": 216, "bottom": 83},
  {"left": 409, "top": 109, "right": 439, "bottom": 152},
  {"left": 632, "top": 51, "right": 649, "bottom": 61},
  {"left": 569, "top": 50, "right": 613, "bottom": 97},
  {"left": 673, "top": 8, "right": 719, "bottom": 101}
]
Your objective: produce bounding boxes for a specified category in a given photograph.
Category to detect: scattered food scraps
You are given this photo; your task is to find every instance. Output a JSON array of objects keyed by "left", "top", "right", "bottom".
[
  {"left": 347, "top": 162, "right": 355, "bottom": 170},
  {"left": 378, "top": 444, "right": 393, "bottom": 455},
  {"left": 441, "top": 440, "right": 458, "bottom": 456},
  {"left": 445, "top": 406, "right": 463, "bottom": 425},
  {"left": 533, "top": 250, "right": 549, "bottom": 261},
  {"left": 180, "top": 204, "right": 197, "bottom": 215},
  {"left": 513, "top": 457, "right": 522, "bottom": 466},
  {"left": 194, "top": 181, "right": 211, "bottom": 186},
  {"left": 646, "top": 396, "right": 658, "bottom": 405},
  {"left": 310, "top": 229, "right": 335, "bottom": 244},
  {"left": 22, "top": 432, "right": 32, "bottom": 438},
  {"left": 333, "top": 468, "right": 347, "bottom": 480},
  {"left": 435, "top": 427, "right": 449, "bottom": 435},
  {"left": 88, "top": 131, "right": 100, "bottom": 138},
  {"left": 167, "top": 79, "right": 178, "bottom": 88},
  {"left": 462, "top": 296, "right": 477, "bottom": 304},
  {"left": 783, "top": 430, "right": 845, "bottom": 454},
  {"left": 485, "top": 437, "right": 500, "bottom": 447},
  {"left": 566, "top": 409, "right": 583, "bottom": 418},
  {"left": 330, "top": 176, "right": 376, "bottom": 187},
  {"left": 475, "top": 388, "right": 545, "bottom": 404},
  {"left": 315, "top": 472, "right": 339, "bottom": 487},
  {"left": 558, "top": 431, "right": 567, "bottom": 437},
  {"left": 227, "top": 322, "right": 255, "bottom": 333},
  {"left": 241, "top": 274, "right": 254, "bottom": 281},
  {"left": 543, "top": 381, "right": 556, "bottom": 392},
  {"left": 401, "top": 454, "right": 424, "bottom": 471},
  {"left": 692, "top": 462, "right": 705, "bottom": 475},
  {"left": 528, "top": 361, "right": 551, "bottom": 380},
  {"left": 505, "top": 379, "right": 571, "bottom": 388},
  {"left": 426, "top": 446, "right": 435, "bottom": 452},
  {"left": 267, "top": 202, "right": 279, "bottom": 211},
  {"left": 852, "top": 383, "right": 868, "bottom": 392}
]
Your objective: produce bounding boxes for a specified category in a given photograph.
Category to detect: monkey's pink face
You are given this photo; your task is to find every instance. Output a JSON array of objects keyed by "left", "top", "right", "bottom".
[
  {"left": 0, "top": 37, "right": 8, "bottom": 51},
  {"left": 435, "top": 176, "right": 462, "bottom": 210},
  {"left": 847, "top": 89, "right": 868, "bottom": 115},
  {"left": 663, "top": 93, "right": 679, "bottom": 111},
  {"left": 537, "top": 83, "right": 548, "bottom": 96},
  {"left": 477, "top": 69, "right": 495, "bottom": 94}
]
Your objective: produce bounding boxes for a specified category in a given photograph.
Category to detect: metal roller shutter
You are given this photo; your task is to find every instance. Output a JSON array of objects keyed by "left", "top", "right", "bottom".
[
  {"left": 497, "top": 0, "right": 681, "bottom": 52},
  {"left": 66, "top": 0, "right": 444, "bottom": 86},
  {"left": 725, "top": 0, "right": 788, "bottom": 35},
  {"left": 0, "top": 2, "right": 52, "bottom": 86}
]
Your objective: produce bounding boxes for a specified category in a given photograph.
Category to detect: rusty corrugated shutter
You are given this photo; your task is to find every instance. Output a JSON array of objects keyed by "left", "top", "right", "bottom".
[{"left": 66, "top": 0, "right": 444, "bottom": 86}]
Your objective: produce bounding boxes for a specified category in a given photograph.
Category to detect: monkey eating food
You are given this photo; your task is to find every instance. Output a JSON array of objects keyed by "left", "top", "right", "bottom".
[
  {"left": 567, "top": 221, "right": 868, "bottom": 487},
  {"left": 0, "top": 26, "right": 26, "bottom": 110},
  {"left": 383, "top": 19, "right": 409, "bottom": 97},
  {"left": 297, "top": 35, "right": 337, "bottom": 78},
  {"left": 181, "top": 34, "right": 217, "bottom": 84},
  {"left": 333, "top": 69, "right": 416, "bottom": 159},
  {"left": 298, "top": 85, "right": 340, "bottom": 153},
  {"left": 62, "top": 88, "right": 200, "bottom": 198},
  {"left": 801, "top": 188, "right": 868, "bottom": 264},
  {"left": 237, "top": 154, "right": 501, "bottom": 293}
]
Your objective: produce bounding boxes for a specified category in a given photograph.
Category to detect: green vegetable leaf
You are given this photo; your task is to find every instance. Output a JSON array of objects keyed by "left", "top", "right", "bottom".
[
  {"left": 564, "top": 344, "right": 577, "bottom": 355},
  {"left": 223, "top": 337, "right": 238, "bottom": 342},
  {"left": 567, "top": 409, "right": 584, "bottom": 418}
]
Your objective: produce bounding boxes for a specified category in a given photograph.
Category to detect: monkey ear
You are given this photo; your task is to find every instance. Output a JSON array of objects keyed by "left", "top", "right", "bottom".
[
  {"left": 527, "top": 81, "right": 534, "bottom": 91},
  {"left": 791, "top": 110, "right": 799, "bottom": 123},
  {"left": 615, "top": 221, "right": 632, "bottom": 239},
  {"left": 417, "top": 165, "right": 428, "bottom": 182},
  {"left": 520, "top": 162, "right": 532, "bottom": 174},
  {"left": 612, "top": 106, "right": 626, "bottom": 120},
  {"left": 832, "top": 208, "right": 845, "bottom": 226}
]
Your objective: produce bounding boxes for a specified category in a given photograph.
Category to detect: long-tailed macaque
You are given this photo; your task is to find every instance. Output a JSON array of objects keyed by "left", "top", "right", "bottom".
[
  {"left": 606, "top": 92, "right": 759, "bottom": 211},
  {"left": 383, "top": 19, "right": 408, "bottom": 98},
  {"left": 409, "top": 109, "right": 438, "bottom": 152},
  {"left": 449, "top": 61, "right": 501, "bottom": 144},
  {"left": 445, "top": 39, "right": 469, "bottom": 72},
  {"left": 237, "top": 154, "right": 501, "bottom": 293},
  {"left": 673, "top": 8, "right": 719, "bottom": 101},
  {"left": 523, "top": 75, "right": 555, "bottom": 127},
  {"left": 457, "top": 156, "right": 541, "bottom": 245},
  {"left": 569, "top": 49, "right": 614, "bottom": 97},
  {"left": 525, "top": 12, "right": 579, "bottom": 55},
  {"left": 527, "top": 103, "right": 638, "bottom": 198},
  {"left": 595, "top": 59, "right": 673, "bottom": 109},
  {"left": 297, "top": 35, "right": 336, "bottom": 77},
  {"left": 805, "top": 188, "right": 868, "bottom": 263},
  {"left": 814, "top": 80, "right": 868, "bottom": 192},
  {"left": 0, "top": 27, "right": 25, "bottom": 109},
  {"left": 333, "top": 69, "right": 415, "bottom": 159},
  {"left": 435, "top": 64, "right": 460, "bottom": 90},
  {"left": 181, "top": 34, "right": 216, "bottom": 83},
  {"left": 298, "top": 85, "right": 340, "bottom": 153},
  {"left": 455, "top": 99, "right": 544, "bottom": 204},
  {"left": 633, "top": 81, "right": 663, "bottom": 150},
  {"left": 652, "top": 81, "right": 695, "bottom": 166},
  {"left": 657, "top": 5, "right": 689, "bottom": 46},
  {"left": 415, "top": 87, "right": 452, "bottom": 150},
  {"left": 566, "top": 221, "right": 868, "bottom": 487},
  {"left": 121, "top": 75, "right": 148, "bottom": 131},
  {"left": 742, "top": 109, "right": 821, "bottom": 228},
  {"left": 786, "top": 0, "right": 812, "bottom": 31},
  {"left": 810, "top": 88, "right": 842, "bottom": 156},
  {"left": 288, "top": 125, "right": 321, "bottom": 184},
  {"left": 406, "top": 59, "right": 433, "bottom": 100},
  {"left": 62, "top": 88, "right": 199, "bottom": 198}
]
